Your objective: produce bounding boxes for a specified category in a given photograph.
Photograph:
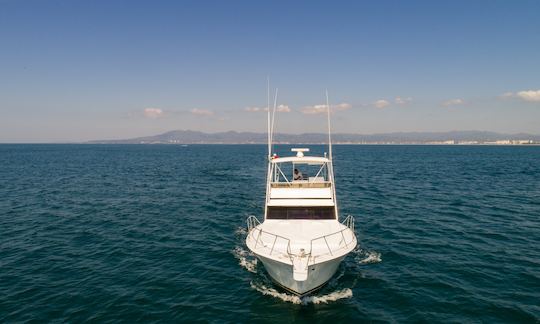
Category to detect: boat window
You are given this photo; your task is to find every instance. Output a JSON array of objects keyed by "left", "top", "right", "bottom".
[
  {"left": 266, "top": 207, "right": 335, "bottom": 220},
  {"left": 271, "top": 161, "right": 329, "bottom": 184}
]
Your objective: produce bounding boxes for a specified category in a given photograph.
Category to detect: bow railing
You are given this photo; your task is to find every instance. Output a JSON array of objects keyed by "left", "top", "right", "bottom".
[
  {"left": 246, "top": 215, "right": 356, "bottom": 267},
  {"left": 308, "top": 215, "right": 356, "bottom": 261},
  {"left": 246, "top": 216, "right": 293, "bottom": 261}
]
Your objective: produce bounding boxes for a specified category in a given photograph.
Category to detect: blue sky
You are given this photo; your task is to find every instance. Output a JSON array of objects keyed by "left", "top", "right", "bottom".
[{"left": 1, "top": 0, "right": 539, "bottom": 142}]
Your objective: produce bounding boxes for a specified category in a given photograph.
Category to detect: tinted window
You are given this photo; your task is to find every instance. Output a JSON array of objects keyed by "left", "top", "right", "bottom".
[{"left": 267, "top": 207, "right": 335, "bottom": 220}]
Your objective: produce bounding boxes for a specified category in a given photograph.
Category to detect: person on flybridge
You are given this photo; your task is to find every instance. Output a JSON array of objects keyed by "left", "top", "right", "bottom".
[{"left": 293, "top": 168, "right": 303, "bottom": 181}]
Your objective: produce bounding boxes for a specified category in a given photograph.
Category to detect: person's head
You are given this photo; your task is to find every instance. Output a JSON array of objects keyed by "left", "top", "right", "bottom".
[{"left": 294, "top": 169, "right": 298, "bottom": 174}]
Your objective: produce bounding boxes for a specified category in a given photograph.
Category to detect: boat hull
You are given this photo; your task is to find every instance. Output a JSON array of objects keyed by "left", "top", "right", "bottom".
[{"left": 256, "top": 254, "right": 345, "bottom": 296}]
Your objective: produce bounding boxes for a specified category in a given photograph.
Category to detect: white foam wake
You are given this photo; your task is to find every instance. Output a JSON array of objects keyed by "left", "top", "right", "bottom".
[
  {"left": 250, "top": 282, "right": 353, "bottom": 305},
  {"left": 353, "top": 247, "right": 382, "bottom": 265},
  {"left": 358, "top": 251, "right": 382, "bottom": 264},
  {"left": 234, "top": 226, "right": 247, "bottom": 236},
  {"left": 251, "top": 283, "right": 303, "bottom": 304},
  {"left": 233, "top": 246, "right": 257, "bottom": 273},
  {"left": 303, "top": 288, "right": 353, "bottom": 304}
]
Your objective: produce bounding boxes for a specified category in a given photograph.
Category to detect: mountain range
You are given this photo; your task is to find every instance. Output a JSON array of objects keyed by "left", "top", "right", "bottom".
[{"left": 88, "top": 130, "right": 540, "bottom": 144}]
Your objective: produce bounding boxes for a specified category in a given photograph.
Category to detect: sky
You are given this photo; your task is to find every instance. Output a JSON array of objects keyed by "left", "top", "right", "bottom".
[{"left": 1, "top": 0, "right": 539, "bottom": 142}]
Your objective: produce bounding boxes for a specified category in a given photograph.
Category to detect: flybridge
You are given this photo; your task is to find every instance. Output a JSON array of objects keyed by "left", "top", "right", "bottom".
[
  {"left": 263, "top": 87, "right": 338, "bottom": 216},
  {"left": 269, "top": 149, "right": 332, "bottom": 189},
  {"left": 267, "top": 148, "right": 335, "bottom": 208}
]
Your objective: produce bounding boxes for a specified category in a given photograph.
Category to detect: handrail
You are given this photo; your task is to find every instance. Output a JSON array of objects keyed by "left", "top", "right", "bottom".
[
  {"left": 308, "top": 215, "right": 355, "bottom": 259},
  {"left": 342, "top": 214, "right": 355, "bottom": 232},
  {"left": 246, "top": 215, "right": 261, "bottom": 232},
  {"left": 246, "top": 216, "right": 293, "bottom": 261},
  {"left": 246, "top": 215, "right": 356, "bottom": 271},
  {"left": 270, "top": 181, "right": 331, "bottom": 188}
]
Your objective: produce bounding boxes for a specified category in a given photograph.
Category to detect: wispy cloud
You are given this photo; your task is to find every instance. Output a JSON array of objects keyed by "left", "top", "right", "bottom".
[
  {"left": 245, "top": 106, "right": 267, "bottom": 112},
  {"left": 143, "top": 107, "right": 163, "bottom": 118},
  {"left": 190, "top": 108, "right": 214, "bottom": 116},
  {"left": 501, "top": 89, "right": 540, "bottom": 102},
  {"left": 373, "top": 99, "right": 390, "bottom": 109},
  {"left": 333, "top": 103, "right": 352, "bottom": 111},
  {"left": 301, "top": 104, "right": 327, "bottom": 115},
  {"left": 301, "top": 102, "right": 351, "bottom": 115},
  {"left": 245, "top": 104, "right": 290, "bottom": 113},
  {"left": 395, "top": 96, "right": 412, "bottom": 105},
  {"left": 516, "top": 90, "right": 540, "bottom": 102},
  {"left": 277, "top": 104, "right": 290, "bottom": 112},
  {"left": 441, "top": 98, "right": 464, "bottom": 107}
]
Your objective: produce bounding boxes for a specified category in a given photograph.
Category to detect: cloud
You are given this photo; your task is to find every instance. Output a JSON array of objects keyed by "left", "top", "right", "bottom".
[
  {"left": 333, "top": 103, "right": 352, "bottom": 111},
  {"left": 301, "top": 102, "right": 351, "bottom": 115},
  {"left": 509, "top": 90, "right": 540, "bottom": 102},
  {"left": 143, "top": 108, "right": 163, "bottom": 118},
  {"left": 245, "top": 106, "right": 266, "bottom": 112},
  {"left": 395, "top": 97, "right": 412, "bottom": 105},
  {"left": 517, "top": 90, "right": 540, "bottom": 102},
  {"left": 245, "top": 104, "right": 290, "bottom": 113},
  {"left": 441, "top": 98, "right": 464, "bottom": 107},
  {"left": 277, "top": 104, "right": 290, "bottom": 112},
  {"left": 373, "top": 99, "right": 390, "bottom": 109},
  {"left": 190, "top": 108, "right": 214, "bottom": 116},
  {"left": 302, "top": 104, "right": 327, "bottom": 115}
]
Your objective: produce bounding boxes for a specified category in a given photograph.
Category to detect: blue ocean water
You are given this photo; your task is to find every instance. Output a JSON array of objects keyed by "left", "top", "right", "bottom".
[{"left": 0, "top": 144, "right": 539, "bottom": 322}]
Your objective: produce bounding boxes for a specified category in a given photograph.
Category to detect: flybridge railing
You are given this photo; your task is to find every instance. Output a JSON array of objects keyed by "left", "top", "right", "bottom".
[
  {"left": 270, "top": 181, "right": 332, "bottom": 188},
  {"left": 270, "top": 160, "right": 330, "bottom": 186}
]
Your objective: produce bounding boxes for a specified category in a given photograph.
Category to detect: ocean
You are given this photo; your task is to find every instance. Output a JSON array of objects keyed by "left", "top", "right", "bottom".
[{"left": 0, "top": 144, "right": 539, "bottom": 322}]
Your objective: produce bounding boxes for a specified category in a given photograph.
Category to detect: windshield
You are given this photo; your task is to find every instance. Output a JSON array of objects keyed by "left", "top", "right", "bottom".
[
  {"left": 266, "top": 206, "right": 335, "bottom": 220},
  {"left": 271, "top": 162, "right": 329, "bottom": 183}
]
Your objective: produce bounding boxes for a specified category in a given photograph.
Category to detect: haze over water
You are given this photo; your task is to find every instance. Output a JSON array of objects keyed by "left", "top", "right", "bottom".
[{"left": 1, "top": 144, "right": 538, "bottom": 322}]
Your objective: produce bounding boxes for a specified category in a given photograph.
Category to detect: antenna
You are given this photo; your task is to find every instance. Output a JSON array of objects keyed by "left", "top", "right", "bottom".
[
  {"left": 270, "top": 88, "right": 278, "bottom": 154},
  {"left": 326, "top": 89, "right": 338, "bottom": 220},
  {"left": 326, "top": 89, "right": 333, "bottom": 160},
  {"left": 267, "top": 77, "right": 270, "bottom": 158}
]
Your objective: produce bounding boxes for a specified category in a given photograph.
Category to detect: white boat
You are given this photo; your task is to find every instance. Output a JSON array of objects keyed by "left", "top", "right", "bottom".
[{"left": 246, "top": 89, "right": 357, "bottom": 296}]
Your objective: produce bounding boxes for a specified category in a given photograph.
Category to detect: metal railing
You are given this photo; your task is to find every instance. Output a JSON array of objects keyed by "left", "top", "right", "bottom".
[
  {"left": 270, "top": 181, "right": 332, "bottom": 188},
  {"left": 307, "top": 215, "right": 355, "bottom": 263},
  {"left": 245, "top": 215, "right": 356, "bottom": 269},
  {"left": 246, "top": 216, "right": 293, "bottom": 260},
  {"left": 246, "top": 215, "right": 261, "bottom": 232},
  {"left": 342, "top": 214, "right": 355, "bottom": 232}
]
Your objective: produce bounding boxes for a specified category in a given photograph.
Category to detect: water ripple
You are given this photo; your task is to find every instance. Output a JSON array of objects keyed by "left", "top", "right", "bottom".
[{"left": 0, "top": 144, "right": 539, "bottom": 322}]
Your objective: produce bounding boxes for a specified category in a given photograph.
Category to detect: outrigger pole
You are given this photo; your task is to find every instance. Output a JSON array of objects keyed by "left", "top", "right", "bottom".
[
  {"left": 270, "top": 88, "right": 278, "bottom": 156},
  {"left": 265, "top": 81, "right": 279, "bottom": 219},
  {"left": 326, "top": 89, "right": 333, "bottom": 161},
  {"left": 326, "top": 89, "right": 338, "bottom": 219},
  {"left": 267, "top": 77, "right": 271, "bottom": 159}
]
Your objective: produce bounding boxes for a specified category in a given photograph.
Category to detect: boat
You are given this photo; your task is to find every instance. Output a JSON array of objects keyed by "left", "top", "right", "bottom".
[{"left": 245, "top": 89, "right": 357, "bottom": 296}]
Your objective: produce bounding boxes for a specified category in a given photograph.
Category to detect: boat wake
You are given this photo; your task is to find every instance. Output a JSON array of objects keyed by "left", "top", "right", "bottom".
[
  {"left": 233, "top": 246, "right": 258, "bottom": 273},
  {"left": 250, "top": 281, "right": 353, "bottom": 305},
  {"left": 234, "top": 226, "right": 247, "bottom": 236},
  {"left": 354, "top": 248, "right": 382, "bottom": 265}
]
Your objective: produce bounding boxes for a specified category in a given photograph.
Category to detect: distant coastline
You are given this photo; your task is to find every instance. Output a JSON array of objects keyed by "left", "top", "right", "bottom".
[{"left": 86, "top": 130, "right": 540, "bottom": 145}]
